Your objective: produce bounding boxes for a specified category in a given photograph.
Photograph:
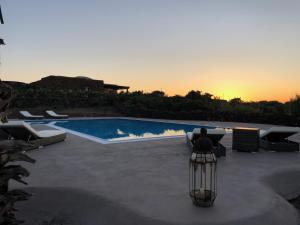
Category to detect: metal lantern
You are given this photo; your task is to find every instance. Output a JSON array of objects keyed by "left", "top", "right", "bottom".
[{"left": 189, "top": 151, "right": 217, "bottom": 207}]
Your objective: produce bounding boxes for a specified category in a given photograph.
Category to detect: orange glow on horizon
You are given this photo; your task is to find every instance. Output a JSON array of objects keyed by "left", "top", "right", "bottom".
[
  {"left": 3, "top": 72, "right": 298, "bottom": 103},
  {"left": 2, "top": 64, "right": 299, "bottom": 103}
]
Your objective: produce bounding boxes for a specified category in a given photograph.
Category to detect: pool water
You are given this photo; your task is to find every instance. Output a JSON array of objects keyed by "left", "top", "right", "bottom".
[{"left": 47, "top": 119, "right": 215, "bottom": 143}]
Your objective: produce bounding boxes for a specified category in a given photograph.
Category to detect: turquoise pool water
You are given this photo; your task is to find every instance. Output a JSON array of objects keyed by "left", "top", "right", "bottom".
[{"left": 32, "top": 119, "right": 215, "bottom": 143}]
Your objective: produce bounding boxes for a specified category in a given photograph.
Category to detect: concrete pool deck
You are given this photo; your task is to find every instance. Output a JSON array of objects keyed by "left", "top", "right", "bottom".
[{"left": 12, "top": 120, "right": 300, "bottom": 225}]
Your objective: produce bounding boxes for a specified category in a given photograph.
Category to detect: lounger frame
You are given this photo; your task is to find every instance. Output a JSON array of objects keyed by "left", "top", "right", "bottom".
[
  {"left": 260, "top": 139, "right": 299, "bottom": 152},
  {"left": 1, "top": 123, "right": 66, "bottom": 150}
]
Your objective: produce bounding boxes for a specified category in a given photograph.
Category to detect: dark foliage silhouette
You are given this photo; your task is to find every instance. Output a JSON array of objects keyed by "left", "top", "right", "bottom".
[{"left": 7, "top": 86, "right": 300, "bottom": 126}]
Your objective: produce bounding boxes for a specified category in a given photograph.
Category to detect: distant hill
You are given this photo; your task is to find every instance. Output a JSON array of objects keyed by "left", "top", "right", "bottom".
[
  {"left": 3, "top": 81, "right": 27, "bottom": 90},
  {"left": 5, "top": 75, "right": 129, "bottom": 93},
  {"left": 29, "top": 75, "right": 105, "bottom": 92}
]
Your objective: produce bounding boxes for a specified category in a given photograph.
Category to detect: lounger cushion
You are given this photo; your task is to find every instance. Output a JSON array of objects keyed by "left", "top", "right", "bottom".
[
  {"left": 20, "top": 111, "right": 44, "bottom": 118},
  {"left": 187, "top": 128, "right": 226, "bottom": 142},
  {"left": 36, "top": 130, "right": 66, "bottom": 138},
  {"left": 193, "top": 128, "right": 226, "bottom": 135},
  {"left": 0, "top": 121, "right": 37, "bottom": 134},
  {"left": 186, "top": 128, "right": 226, "bottom": 157},
  {"left": 260, "top": 127, "right": 300, "bottom": 141},
  {"left": 46, "top": 110, "right": 68, "bottom": 118},
  {"left": 190, "top": 128, "right": 226, "bottom": 145}
]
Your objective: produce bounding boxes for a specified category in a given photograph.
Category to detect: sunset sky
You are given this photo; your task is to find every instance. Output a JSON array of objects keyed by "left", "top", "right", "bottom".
[{"left": 0, "top": 0, "right": 299, "bottom": 102}]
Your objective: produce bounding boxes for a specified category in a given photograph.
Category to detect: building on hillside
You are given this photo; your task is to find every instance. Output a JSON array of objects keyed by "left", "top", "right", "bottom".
[{"left": 29, "top": 75, "right": 129, "bottom": 93}]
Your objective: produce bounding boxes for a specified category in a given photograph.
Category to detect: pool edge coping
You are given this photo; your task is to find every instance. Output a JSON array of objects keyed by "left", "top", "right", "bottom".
[{"left": 45, "top": 117, "right": 209, "bottom": 145}]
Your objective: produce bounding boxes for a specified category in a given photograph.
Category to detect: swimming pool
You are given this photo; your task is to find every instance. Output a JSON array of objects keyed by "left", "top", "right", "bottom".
[{"left": 46, "top": 118, "right": 215, "bottom": 144}]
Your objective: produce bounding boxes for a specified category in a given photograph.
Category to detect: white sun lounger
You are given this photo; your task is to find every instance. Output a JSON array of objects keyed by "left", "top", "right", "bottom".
[
  {"left": 19, "top": 111, "right": 44, "bottom": 119},
  {"left": 260, "top": 127, "right": 300, "bottom": 152},
  {"left": 0, "top": 121, "right": 67, "bottom": 149},
  {"left": 186, "top": 128, "right": 226, "bottom": 157},
  {"left": 46, "top": 110, "right": 68, "bottom": 119}
]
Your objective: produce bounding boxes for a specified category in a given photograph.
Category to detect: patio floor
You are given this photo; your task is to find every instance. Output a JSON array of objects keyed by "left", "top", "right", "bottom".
[{"left": 12, "top": 120, "right": 300, "bottom": 225}]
